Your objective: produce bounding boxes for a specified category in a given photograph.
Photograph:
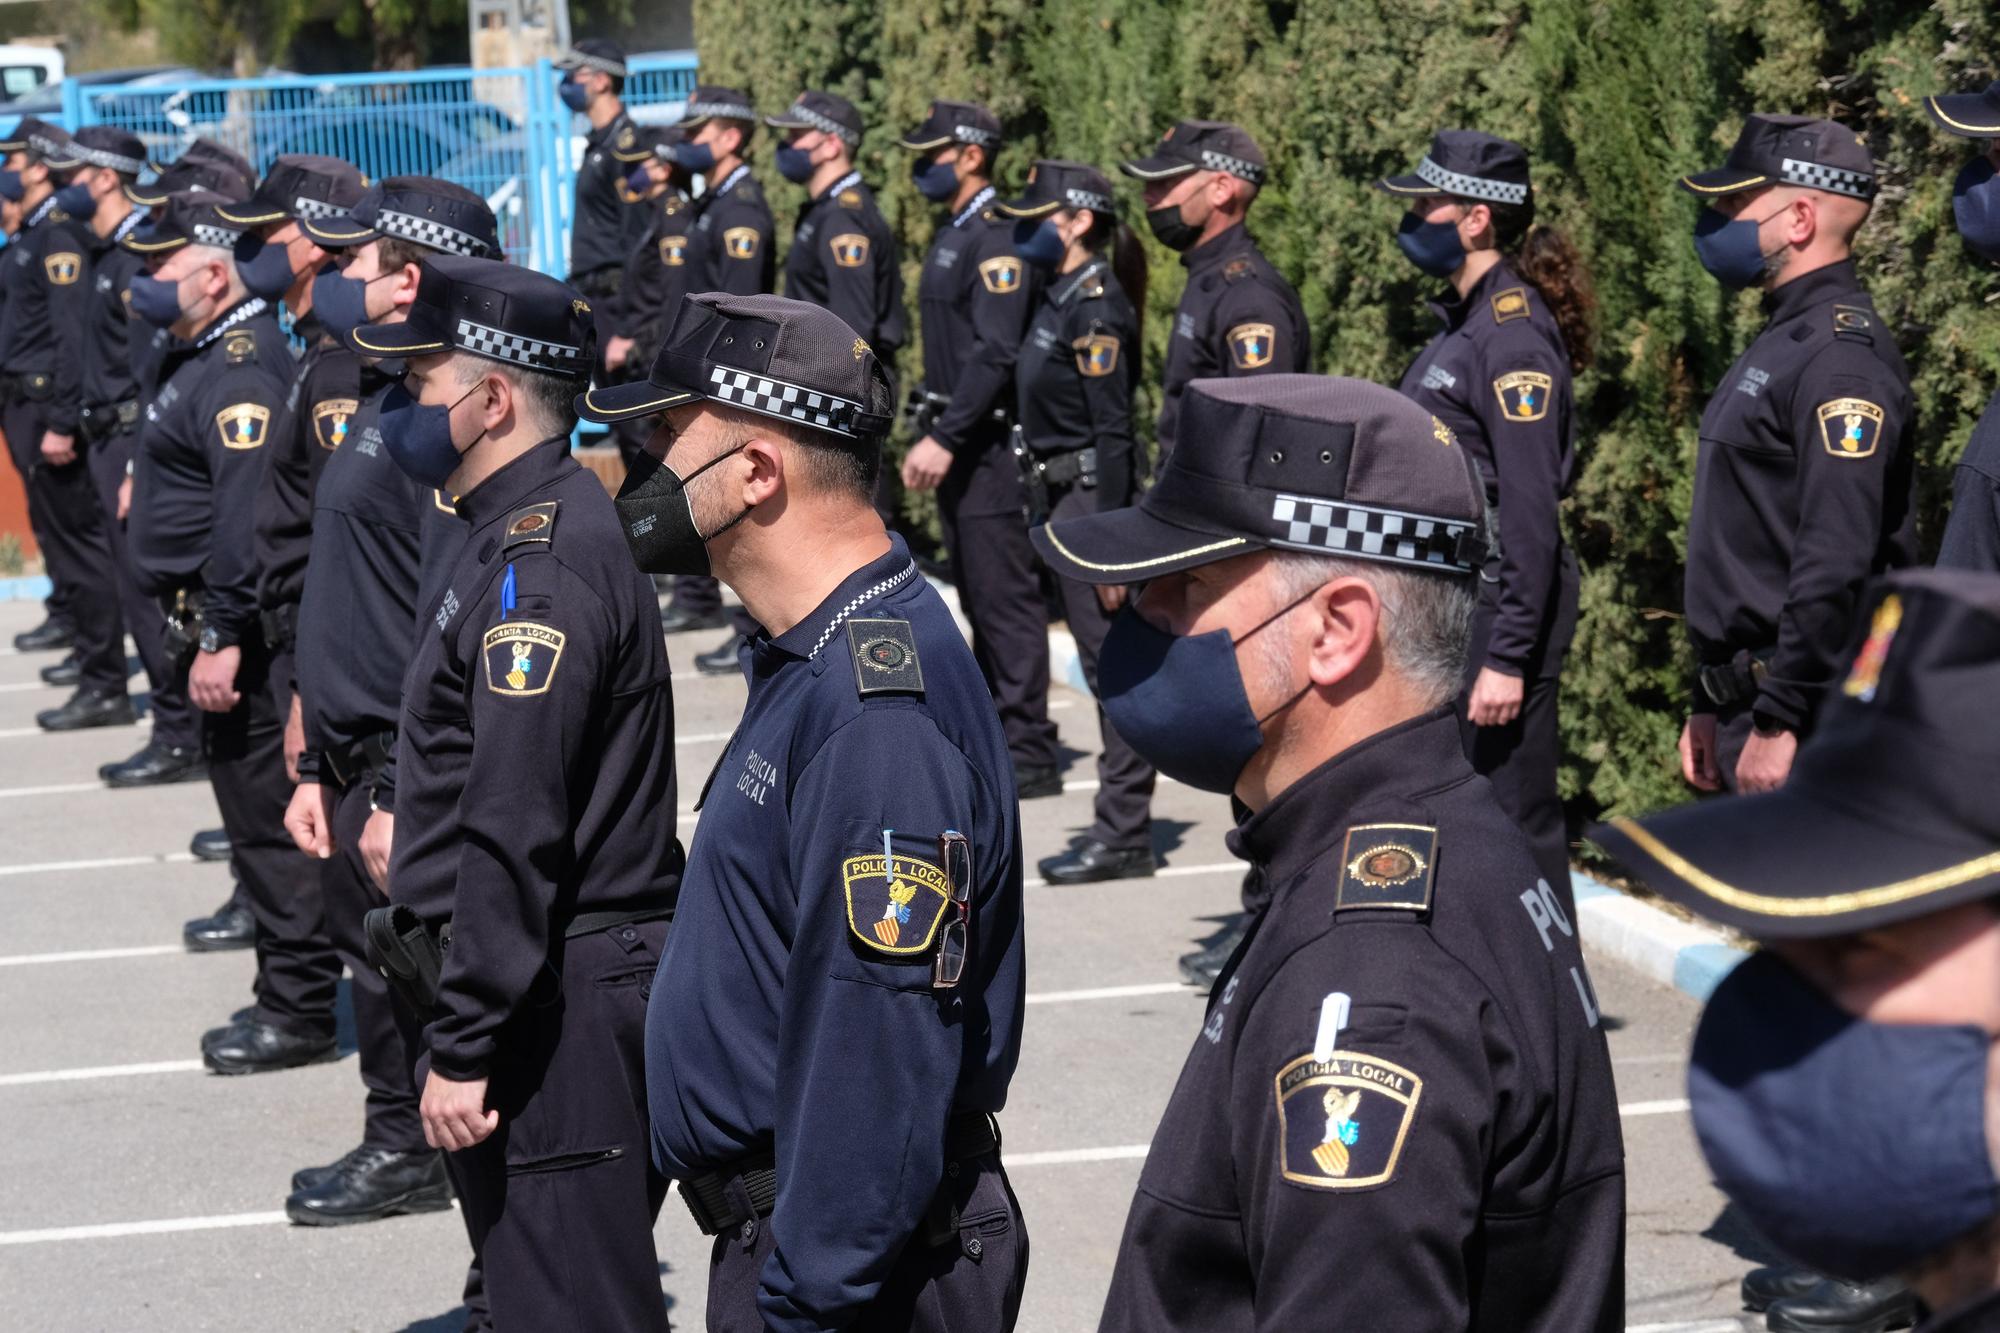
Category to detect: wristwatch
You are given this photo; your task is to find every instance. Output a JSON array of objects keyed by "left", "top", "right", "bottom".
[{"left": 198, "top": 626, "right": 230, "bottom": 654}]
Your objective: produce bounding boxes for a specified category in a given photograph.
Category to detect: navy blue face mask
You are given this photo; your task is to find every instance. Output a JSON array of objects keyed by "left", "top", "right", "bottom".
[
  {"left": 623, "top": 163, "right": 653, "bottom": 196},
  {"left": 672, "top": 141, "right": 717, "bottom": 174},
  {"left": 913, "top": 156, "right": 959, "bottom": 202},
  {"left": 54, "top": 180, "right": 95, "bottom": 217},
  {"left": 1012, "top": 218, "right": 1066, "bottom": 269},
  {"left": 0, "top": 170, "right": 25, "bottom": 204},
  {"left": 379, "top": 379, "right": 486, "bottom": 489},
  {"left": 557, "top": 76, "right": 591, "bottom": 113},
  {"left": 127, "top": 272, "right": 188, "bottom": 328},
  {"left": 1097, "top": 590, "right": 1317, "bottom": 794},
  {"left": 1690, "top": 951, "right": 2000, "bottom": 1282},
  {"left": 1954, "top": 157, "right": 2000, "bottom": 264},
  {"left": 310, "top": 268, "right": 390, "bottom": 339},
  {"left": 234, "top": 232, "right": 300, "bottom": 301},
  {"left": 1693, "top": 205, "right": 1784, "bottom": 289},
  {"left": 774, "top": 143, "right": 815, "bottom": 184},
  {"left": 1396, "top": 212, "right": 1466, "bottom": 277}
]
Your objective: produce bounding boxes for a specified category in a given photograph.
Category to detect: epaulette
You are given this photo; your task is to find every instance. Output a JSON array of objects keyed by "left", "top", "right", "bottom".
[
  {"left": 1080, "top": 274, "right": 1107, "bottom": 300},
  {"left": 224, "top": 330, "right": 257, "bottom": 364},
  {"left": 501, "top": 500, "right": 559, "bottom": 551},
  {"left": 837, "top": 186, "right": 865, "bottom": 211},
  {"left": 737, "top": 178, "right": 764, "bottom": 203},
  {"left": 1222, "top": 256, "right": 1254, "bottom": 283},
  {"left": 1490, "top": 287, "right": 1530, "bottom": 325},
  {"left": 1333, "top": 823, "right": 1438, "bottom": 916},
  {"left": 1832, "top": 303, "right": 1875, "bottom": 343},
  {"left": 663, "top": 195, "right": 687, "bottom": 217},
  {"left": 846, "top": 618, "right": 924, "bottom": 697}
]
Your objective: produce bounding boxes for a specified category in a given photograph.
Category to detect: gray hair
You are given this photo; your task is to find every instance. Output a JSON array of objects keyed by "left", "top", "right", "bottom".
[{"left": 1266, "top": 553, "right": 1476, "bottom": 709}]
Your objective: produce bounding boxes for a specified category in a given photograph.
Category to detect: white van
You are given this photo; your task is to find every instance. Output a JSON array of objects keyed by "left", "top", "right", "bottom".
[{"left": 0, "top": 46, "right": 63, "bottom": 104}]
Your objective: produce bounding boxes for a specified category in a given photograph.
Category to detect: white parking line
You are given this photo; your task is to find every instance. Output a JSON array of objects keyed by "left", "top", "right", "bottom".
[
  {"left": 0, "top": 944, "right": 181, "bottom": 967},
  {"left": 1006, "top": 1145, "right": 1150, "bottom": 1168},
  {"left": 0, "top": 1060, "right": 205, "bottom": 1088},
  {"left": 1619, "top": 1098, "right": 1691, "bottom": 1118},
  {"left": 0, "top": 781, "right": 109, "bottom": 799},
  {"left": 1026, "top": 983, "right": 1190, "bottom": 1005},
  {"left": 0, "top": 1210, "right": 295, "bottom": 1246},
  {"left": 1625, "top": 1322, "right": 1757, "bottom": 1333},
  {"left": 0, "top": 852, "right": 197, "bottom": 879}
]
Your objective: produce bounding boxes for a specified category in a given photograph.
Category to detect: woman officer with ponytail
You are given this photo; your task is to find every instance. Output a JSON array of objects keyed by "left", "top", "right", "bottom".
[
  {"left": 1000, "top": 161, "right": 1159, "bottom": 885},
  {"left": 1380, "top": 130, "right": 1597, "bottom": 898}
]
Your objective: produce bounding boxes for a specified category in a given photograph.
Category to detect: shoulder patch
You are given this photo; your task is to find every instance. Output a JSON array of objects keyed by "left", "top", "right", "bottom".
[
  {"left": 312, "top": 398, "right": 358, "bottom": 451},
  {"left": 1275, "top": 1051, "right": 1424, "bottom": 1190},
  {"left": 503, "top": 500, "right": 560, "bottom": 549},
  {"left": 1817, "top": 398, "right": 1884, "bottom": 459},
  {"left": 724, "top": 226, "right": 761, "bottom": 260},
  {"left": 659, "top": 233, "right": 689, "bottom": 266},
  {"left": 1074, "top": 332, "right": 1121, "bottom": 378},
  {"left": 214, "top": 403, "right": 271, "bottom": 451},
  {"left": 482, "top": 622, "right": 565, "bottom": 697},
  {"left": 843, "top": 847, "right": 952, "bottom": 956},
  {"left": 1226, "top": 322, "right": 1276, "bottom": 371},
  {"left": 616, "top": 125, "right": 636, "bottom": 151},
  {"left": 1490, "top": 286, "right": 1530, "bottom": 324},
  {"left": 1491, "top": 370, "right": 1553, "bottom": 423},
  {"left": 978, "top": 254, "right": 1023, "bottom": 296},
  {"left": 848, "top": 618, "right": 924, "bottom": 696},
  {"left": 1223, "top": 256, "right": 1254, "bottom": 282},
  {"left": 837, "top": 187, "right": 864, "bottom": 210},
  {"left": 1335, "top": 823, "right": 1437, "bottom": 913},
  {"left": 829, "top": 232, "right": 870, "bottom": 268},
  {"left": 43, "top": 251, "right": 80, "bottom": 285},
  {"left": 224, "top": 330, "right": 256, "bottom": 364},
  {"left": 1832, "top": 304, "right": 1874, "bottom": 341}
]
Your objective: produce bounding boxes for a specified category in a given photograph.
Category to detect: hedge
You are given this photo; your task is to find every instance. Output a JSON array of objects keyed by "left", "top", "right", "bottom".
[{"left": 686, "top": 0, "right": 2000, "bottom": 827}]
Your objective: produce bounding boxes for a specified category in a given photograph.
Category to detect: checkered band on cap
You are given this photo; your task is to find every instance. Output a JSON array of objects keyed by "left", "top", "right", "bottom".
[
  {"left": 562, "top": 50, "right": 627, "bottom": 77},
  {"left": 785, "top": 102, "right": 859, "bottom": 146},
  {"left": 454, "top": 317, "right": 585, "bottom": 373},
  {"left": 1414, "top": 156, "right": 1527, "bottom": 206},
  {"left": 377, "top": 208, "right": 488, "bottom": 257},
  {"left": 1199, "top": 148, "right": 1266, "bottom": 185},
  {"left": 193, "top": 222, "right": 242, "bottom": 248},
  {"left": 1270, "top": 493, "right": 1480, "bottom": 574},
  {"left": 707, "top": 364, "right": 871, "bottom": 438},
  {"left": 686, "top": 99, "right": 757, "bottom": 123},
  {"left": 953, "top": 122, "right": 1000, "bottom": 148},
  {"left": 27, "top": 130, "right": 68, "bottom": 161},
  {"left": 71, "top": 144, "right": 146, "bottom": 176},
  {"left": 1778, "top": 156, "right": 1876, "bottom": 200},
  {"left": 1063, "top": 186, "right": 1114, "bottom": 212},
  {"left": 295, "top": 196, "right": 350, "bottom": 221}
]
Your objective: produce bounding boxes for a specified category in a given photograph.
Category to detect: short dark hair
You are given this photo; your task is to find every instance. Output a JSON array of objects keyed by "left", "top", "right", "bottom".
[
  {"left": 457, "top": 356, "right": 580, "bottom": 436},
  {"left": 374, "top": 235, "right": 426, "bottom": 273},
  {"left": 716, "top": 375, "right": 890, "bottom": 502}
]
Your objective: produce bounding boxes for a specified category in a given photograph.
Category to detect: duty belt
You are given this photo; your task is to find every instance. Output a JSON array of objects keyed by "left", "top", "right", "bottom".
[
  {"left": 1035, "top": 445, "right": 1097, "bottom": 488},
  {"left": 1699, "top": 650, "right": 1772, "bottom": 708},
  {"left": 320, "top": 730, "right": 395, "bottom": 790},
  {"left": 78, "top": 399, "right": 139, "bottom": 443},
  {"left": 679, "top": 1110, "right": 1000, "bottom": 1237}
]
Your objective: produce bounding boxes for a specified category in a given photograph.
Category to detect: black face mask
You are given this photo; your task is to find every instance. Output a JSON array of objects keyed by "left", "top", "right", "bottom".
[
  {"left": 613, "top": 440, "right": 751, "bottom": 575},
  {"left": 1145, "top": 201, "right": 1203, "bottom": 252}
]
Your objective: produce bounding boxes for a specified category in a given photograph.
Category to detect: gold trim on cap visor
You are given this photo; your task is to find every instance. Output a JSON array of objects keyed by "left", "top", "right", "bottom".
[
  {"left": 1928, "top": 96, "right": 2000, "bottom": 135},
  {"left": 1679, "top": 172, "right": 1770, "bottom": 195},
  {"left": 1039, "top": 522, "right": 1250, "bottom": 574}
]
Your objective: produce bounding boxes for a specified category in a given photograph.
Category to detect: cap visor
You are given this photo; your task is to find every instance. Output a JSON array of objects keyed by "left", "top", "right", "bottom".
[
  {"left": 1032, "top": 505, "right": 1254, "bottom": 586},
  {"left": 575, "top": 379, "right": 701, "bottom": 424},
  {"left": 119, "top": 231, "right": 187, "bottom": 255},
  {"left": 995, "top": 194, "right": 1059, "bottom": 219},
  {"left": 1676, "top": 165, "right": 1770, "bottom": 197},
  {"left": 764, "top": 113, "right": 812, "bottom": 129},
  {"left": 125, "top": 182, "right": 169, "bottom": 206},
  {"left": 899, "top": 132, "right": 952, "bottom": 151},
  {"left": 1375, "top": 172, "right": 1433, "bottom": 196},
  {"left": 299, "top": 214, "right": 378, "bottom": 247},
  {"left": 612, "top": 146, "right": 654, "bottom": 163},
  {"left": 1925, "top": 93, "right": 2000, "bottom": 138},
  {"left": 213, "top": 201, "right": 286, "bottom": 225},
  {"left": 1117, "top": 154, "right": 1196, "bottom": 181},
  {"left": 346, "top": 317, "right": 449, "bottom": 360},
  {"left": 1588, "top": 797, "right": 2000, "bottom": 940}
]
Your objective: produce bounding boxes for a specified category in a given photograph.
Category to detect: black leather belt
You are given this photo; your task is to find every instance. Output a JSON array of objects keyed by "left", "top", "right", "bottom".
[
  {"left": 0, "top": 370, "right": 51, "bottom": 401},
  {"left": 79, "top": 399, "right": 139, "bottom": 443},
  {"left": 1699, "top": 650, "right": 1771, "bottom": 708},
  {"left": 320, "top": 730, "right": 395, "bottom": 790},
  {"left": 679, "top": 1110, "right": 999, "bottom": 1237}
]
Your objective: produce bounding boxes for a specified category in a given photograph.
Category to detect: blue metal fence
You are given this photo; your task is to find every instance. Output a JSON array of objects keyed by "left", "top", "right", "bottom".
[{"left": 24, "top": 52, "right": 698, "bottom": 277}]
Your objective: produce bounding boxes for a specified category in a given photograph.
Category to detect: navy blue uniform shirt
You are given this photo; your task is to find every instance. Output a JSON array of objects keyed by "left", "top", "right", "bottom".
[
  {"left": 685, "top": 164, "right": 775, "bottom": 299},
  {"left": 783, "top": 171, "right": 907, "bottom": 358},
  {"left": 609, "top": 188, "right": 694, "bottom": 345},
  {"left": 569, "top": 108, "right": 639, "bottom": 282},
  {"left": 1014, "top": 256, "right": 1141, "bottom": 509},
  {"left": 917, "top": 186, "right": 1040, "bottom": 452},
  {"left": 74, "top": 210, "right": 147, "bottom": 418},
  {"left": 645, "top": 533, "right": 1027, "bottom": 1332},
  {"left": 0, "top": 196, "right": 73, "bottom": 393},
  {"left": 1937, "top": 386, "right": 2000, "bottom": 572},
  {"left": 1156, "top": 224, "right": 1308, "bottom": 458},
  {"left": 252, "top": 318, "right": 337, "bottom": 645}
]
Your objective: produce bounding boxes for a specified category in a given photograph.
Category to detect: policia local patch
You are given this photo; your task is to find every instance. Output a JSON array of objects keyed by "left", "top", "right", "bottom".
[
  {"left": 1274, "top": 1052, "right": 1423, "bottom": 1190},
  {"left": 842, "top": 850, "right": 951, "bottom": 956},
  {"left": 482, "top": 622, "right": 565, "bottom": 697}
]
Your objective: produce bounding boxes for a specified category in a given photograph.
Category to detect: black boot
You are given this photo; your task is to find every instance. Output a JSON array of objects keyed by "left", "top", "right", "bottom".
[
  {"left": 695, "top": 633, "right": 746, "bottom": 676},
  {"left": 183, "top": 900, "right": 254, "bottom": 952},
  {"left": 36, "top": 688, "right": 135, "bottom": 732},
  {"left": 1039, "top": 837, "right": 1156, "bottom": 885},
  {"left": 1179, "top": 915, "right": 1250, "bottom": 991},
  {"left": 1765, "top": 1278, "right": 1918, "bottom": 1333},
  {"left": 660, "top": 602, "right": 728, "bottom": 632},
  {"left": 201, "top": 1019, "right": 337, "bottom": 1075},
  {"left": 1744, "top": 1266, "right": 1833, "bottom": 1313},
  {"left": 285, "top": 1146, "right": 452, "bottom": 1226},
  {"left": 1014, "top": 764, "right": 1063, "bottom": 800},
  {"left": 39, "top": 653, "right": 80, "bottom": 687},
  {"left": 102, "top": 739, "right": 206, "bottom": 788},
  {"left": 13, "top": 616, "right": 71, "bottom": 652},
  {"left": 189, "top": 828, "right": 231, "bottom": 862}
]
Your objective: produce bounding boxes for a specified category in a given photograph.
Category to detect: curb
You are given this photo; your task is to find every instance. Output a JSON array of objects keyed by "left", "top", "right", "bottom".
[
  {"left": 0, "top": 575, "right": 50, "bottom": 603},
  {"left": 1571, "top": 870, "right": 1745, "bottom": 1002}
]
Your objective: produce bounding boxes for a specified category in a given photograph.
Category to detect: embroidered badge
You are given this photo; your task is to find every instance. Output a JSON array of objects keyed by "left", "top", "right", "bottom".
[
  {"left": 482, "top": 622, "right": 565, "bottom": 697},
  {"left": 1432, "top": 416, "right": 1456, "bottom": 448},
  {"left": 1490, "top": 286, "right": 1529, "bottom": 324},
  {"left": 723, "top": 226, "right": 760, "bottom": 260},
  {"left": 659, "top": 234, "right": 689, "bottom": 267},
  {"left": 312, "top": 398, "right": 358, "bottom": 451},
  {"left": 1336, "top": 823, "right": 1438, "bottom": 913},
  {"left": 1274, "top": 1051, "right": 1423, "bottom": 1190},
  {"left": 1842, "top": 592, "right": 1902, "bottom": 702},
  {"left": 44, "top": 251, "right": 80, "bottom": 285},
  {"left": 571, "top": 298, "right": 590, "bottom": 317},
  {"left": 617, "top": 125, "right": 636, "bottom": 151},
  {"left": 1492, "top": 370, "right": 1553, "bottom": 423},
  {"left": 1073, "top": 333, "right": 1120, "bottom": 378},
  {"left": 842, "top": 848, "right": 952, "bottom": 955},
  {"left": 830, "top": 232, "right": 869, "bottom": 268},
  {"left": 215, "top": 403, "right": 271, "bottom": 450},
  {"left": 224, "top": 331, "right": 256, "bottom": 364},
  {"left": 1223, "top": 256, "right": 1253, "bottom": 281},
  {"left": 978, "top": 255, "right": 1023, "bottom": 295},
  {"left": 1227, "top": 322, "right": 1275, "bottom": 370},
  {"left": 837, "top": 187, "right": 864, "bottom": 210},
  {"left": 503, "top": 501, "right": 559, "bottom": 549},
  {"left": 852, "top": 337, "right": 870, "bottom": 361},
  {"left": 1817, "top": 397, "right": 1884, "bottom": 459},
  {"left": 847, "top": 618, "right": 924, "bottom": 696}
]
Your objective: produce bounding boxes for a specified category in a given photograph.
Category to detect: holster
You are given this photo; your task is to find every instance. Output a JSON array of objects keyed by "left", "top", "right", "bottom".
[
  {"left": 1010, "top": 424, "right": 1050, "bottom": 525},
  {"left": 362, "top": 904, "right": 448, "bottom": 1016},
  {"left": 320, "top": 729, "right": 395, "bottom": 791},
  {"left": 78, "top": 399, "right": 138, "bottom": 444},
  {"left": 159, "top": 586, "right": 207, "bottom": 671},
  {"left": 1699, "top": 649, "right": 1772, "bottom": 708},
  {"left": 903, "top": 385, "right": 951, "bottom": 439}
]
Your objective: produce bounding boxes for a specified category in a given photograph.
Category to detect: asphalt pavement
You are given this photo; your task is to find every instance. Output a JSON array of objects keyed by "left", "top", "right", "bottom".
[{"left": 0, "top": 595, "right": 1782, "bottom": 1332}]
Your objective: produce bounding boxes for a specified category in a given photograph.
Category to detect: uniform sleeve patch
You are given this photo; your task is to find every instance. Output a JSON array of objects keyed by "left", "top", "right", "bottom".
[
  {"left": 44, "top": 251, "right": 80, "bottom": 285},
  {"left": 482, "top": 622, "right": 565, "bottom": 697},
  {"left": 659, "top": 234, "right": 689, "bottom": 266},
  {"left": 847, "top": 618, "right": 924, "bottom": 696},
  {"left": 978, "top": 255, "right": 1023, "bottom": 295},
  {"left": 1490, "top": 286, "right": 1530, "bottom": 324},
  {"left": 723, "top": 226, "right": 761, "bottom": 260},
  {"left": 1492, "top": 370, "right": 1553, "bottom": 423},
  {"left": 1227, "top": 322, "right": 1276, "bottom": 370},
  {"left": 829, "top": 232, "right": 870, "bottom": 268},
  {"left": 1818, "top": 398, "right": 1884, "bottom": 459},
  {"left": 312, "top": 398, "right": 358, "bottom": 451},
  {"left": 215, "top": 403, "right": 271, "bottom": 450},
  {"left": 1336, "top": 823, "right": 1437, "bottom": 913},
  {"left": 1275, "top": 1051, "right": 1424, "bottom": 1190},
  {"left": 843, "top": 849, "right": 952, "bottom": 955},
  {"left": 1074, "top": 332, "right": 1120, "bottom": 378}
]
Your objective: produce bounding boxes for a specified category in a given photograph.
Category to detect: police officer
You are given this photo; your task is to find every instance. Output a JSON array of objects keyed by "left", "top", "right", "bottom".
[
  {"left": 899, "top": 99, "right": 1061, "bottom": 797},
  {"left": 580, "top": 292, "right": 1028, "bottom": 1330},
  {"left": 346, "top": 255, "right": 678, "bottom": 1331},
  {"left": 998, "top": 160, "right": 1158, "bottom": 883},
  {"left": 661, "top": 84, "right": 777, "bottom": 659},
  {"left": 602, "top": 126, "right": 692, "bottom": 472},
  {"left": 123, "top": 191, "right": 343, "bottom": 1073},
  {"left": 1677, "top": 117, "right": 1917, "bottom": 805},
  {"left": 555, "top": 37, "right": 636, "bottom": 309},
  {"left": 3, "top": 123, "right": 131, "bottom": 728},
  {"left": 1118, "top": 120, "right": 1309, "bottom": 459},
  {"left": 1379, "top": 130, "right": 1592, "bottom": 895},
  {"left": 1926, "top": 81, "right": 2000, "bottom": 568},
  {"left": 1036, "top": 375, "right": 1625, "bottom": 1329},
  {"left": 1593, "top": 569, "right": 2000, "bottom": 1333}
]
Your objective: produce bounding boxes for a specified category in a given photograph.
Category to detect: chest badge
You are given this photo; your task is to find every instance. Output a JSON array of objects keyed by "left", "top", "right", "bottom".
[
  {"left": 312, "top": 398, "right": 358, "bottom": 450},
  {"left": 659, "top": 234, "right": 689, "bottom": 267},
  {"left": 215, "top": 403, "right": 271, "bottom": 451},
  {"left": 830, "top": 232, "right": 869, "bottom": 268},
  {"left": 1817, "top": 397, "right": 1884, "bottom": 459},
  {"left": 842, "top": 848, "right": 952, "bottom": 955},
  {"left": 1492, "top": 370, "right": 1553, "bottom": 423},
  {"left": 978, "top": 255, "right": 1023, "bottom": 295},
  {"left": 848, "top": 618, "right": 924, "bottom": 696},
  {"left": 723, "top": 226, "right": 761, "bottom": 260},
  {"left": 1275, "top": 1051, "right": 1423, "bottom": 1190},
  {"left": 1073, "top": 333, "right": 1120, "bottom": 378},
  {"left": 482, "top": 622, "right": 565, "bottom": 697},
  {"left": 44, "top": 251, "right": 81, "bottom": 285},
  {"left": 1227, "top": 322, "right": 1275, "bottom": 370}
]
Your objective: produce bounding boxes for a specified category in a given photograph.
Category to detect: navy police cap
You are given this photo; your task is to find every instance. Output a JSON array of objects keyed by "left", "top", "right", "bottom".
[
  {"left": 766, "top": 90, "right": 864, "bottom": 148},
  {"left": 1120, "top": 120, "right": 1267, "bottom": 187},
  {"left": 120, "top": 189, "right": 246, "bottom": 254},
  {"left": 555, "top": 38, "right": 627, "bottom": 80},
  {"left": 128, "top": 139, "right": 256, "bottom": 207},
  {"left": 899, "top": 100, "right": 1001, "bottom": 153},
  {"left": 1377, "top": 130, "right": 1532, "bottom": 207},
  {"left": 215, "top": 154, "right": 367, "bottom": 227},
  {"left": 346, "top": 252, "right": 595, "bottom": 380},
  {"left": 1678, "top": 113, "right": 1877, "bottom": 201},
  {"left": 679, "top": 84, "right": 757, "bottom": 127},
  {"left": 998, "top": 160, "right": 1117, "bottom": 219},
  {"left": 52, "top": 126, "right": 148, "bottom": 178},
  {"left": 1926, "top": 79, "right": 2000, "bottom": 138},
  {"left": 301, "top": 175, "right": 500, "bottom": 258}
]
